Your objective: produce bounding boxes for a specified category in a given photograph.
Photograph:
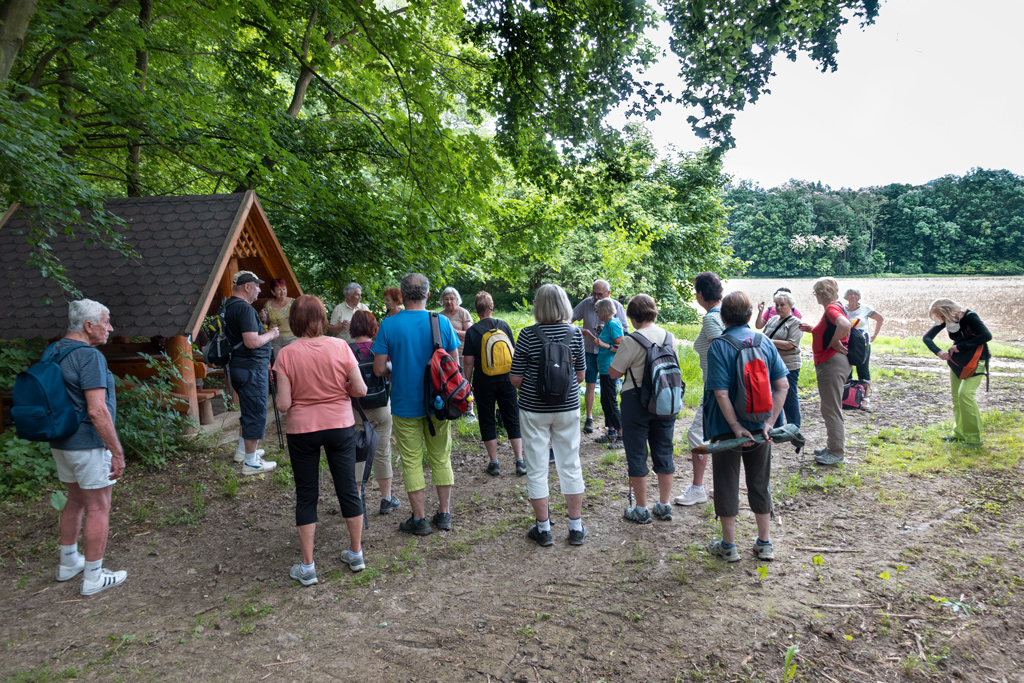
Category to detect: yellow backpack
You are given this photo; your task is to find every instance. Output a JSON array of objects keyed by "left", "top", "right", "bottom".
[{"left": 480, "top": 321, "right": 514, "bottom": 376}]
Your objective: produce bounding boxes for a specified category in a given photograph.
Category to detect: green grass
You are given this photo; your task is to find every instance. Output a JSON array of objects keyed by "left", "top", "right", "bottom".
[
  {"left": 865, "top": 410, "right": 1024, "bottom": 474},
  {"left": 798, "top": 333, "right": 1024, "bottom": 360}
]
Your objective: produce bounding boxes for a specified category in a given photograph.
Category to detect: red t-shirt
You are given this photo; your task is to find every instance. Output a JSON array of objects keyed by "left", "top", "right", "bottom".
[
  {"left": 274, "top": 337, "right": 358, "bottom": 434},
  {"left": 811, "top": 303, "right": 850, "bottom": 365}
]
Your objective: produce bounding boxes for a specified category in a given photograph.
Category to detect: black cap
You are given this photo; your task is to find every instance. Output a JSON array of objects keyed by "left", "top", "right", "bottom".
[{"left": 234, "top": 271, "right": 264, "bottom": 286}]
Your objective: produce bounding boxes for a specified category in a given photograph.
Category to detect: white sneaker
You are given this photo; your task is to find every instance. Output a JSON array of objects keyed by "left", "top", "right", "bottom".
[
  {"left": 56, "top": 554, "right": 85, "bottom": 582},
  {"left": 234, "top": 448, "right": 265, "bottom": 463},
  {"left": 81, "top": 568, "right": 127, "bottom": 596},
  {"left": 674, "top": 485, "right": 708, "bottom": 506},
  {"left": 242, "top": 457, "right": 277, "bottom": 476}
]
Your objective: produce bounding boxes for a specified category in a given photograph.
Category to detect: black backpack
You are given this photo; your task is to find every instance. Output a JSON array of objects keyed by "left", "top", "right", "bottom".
[
  {"left": 349, "top": 343, "right": 390, "bottom": 409},
  {"left": 203, "top": 299, "right": 244, "bottom": 368},
  {"left": 533, "top": 324, "right": 577, "bottom": 405},
  {"left": 846, "top": 326, "right": 869, "bottom": 367}
]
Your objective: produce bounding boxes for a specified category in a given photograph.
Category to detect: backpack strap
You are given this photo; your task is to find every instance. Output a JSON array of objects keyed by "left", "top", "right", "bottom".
[
  {"left": 429, "top": 312, "right": 442, "bottom": 351},
  {"left": 51, "top": 341, "right": 94, "bottom": 365},
  {"left": 766, "top": 316, "right": 791, "bottom": 339}
]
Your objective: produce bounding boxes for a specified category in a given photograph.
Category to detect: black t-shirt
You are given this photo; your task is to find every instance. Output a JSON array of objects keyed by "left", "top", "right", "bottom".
[
  {"left": 463, "top": 317, "right": 516, "bottom": 388},
  {"left": 223, "top": 297, "right": 271, "bottom": 368}
]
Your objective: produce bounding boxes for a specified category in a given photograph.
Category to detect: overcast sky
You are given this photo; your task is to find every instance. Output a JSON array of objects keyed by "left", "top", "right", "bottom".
[{"left": 609, "top": 0, "right": 1024, "bottom": 190}]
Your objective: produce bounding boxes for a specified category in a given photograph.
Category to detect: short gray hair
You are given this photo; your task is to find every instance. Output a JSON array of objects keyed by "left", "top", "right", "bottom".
[
  {"left": 593, "top": 279, "right": 610, "bottom": 293},
  {"left": 595, "top": 298, "right": 615, "bottom": 316},
  {"left": 68, "top": 299, "right": 109, "bottom": 332},
  {"left": 343, "top": 282, "right": 362, "bottom": 298},
  {"left": 401, "top": 273, "right": 430, "bottom": 303},
  {"left": 440, "top": 287, "right": 462, "bottom": 306},
  {"left": 533, "top": 284, "right": 573, "bottom": 324},
  {"left": 844, "top": 288, "right": 861, "bottom": 299},
  {"left": 812, "top": 277, "right": 839, "bottom": 302},
  {"left": 773, "top": 291, "right": 796, "bottom": 308}
]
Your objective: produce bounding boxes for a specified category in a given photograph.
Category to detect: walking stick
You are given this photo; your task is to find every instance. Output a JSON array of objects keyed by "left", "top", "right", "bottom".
[{"left": 268, "top": 369, "right": 285, "bottom": 451}]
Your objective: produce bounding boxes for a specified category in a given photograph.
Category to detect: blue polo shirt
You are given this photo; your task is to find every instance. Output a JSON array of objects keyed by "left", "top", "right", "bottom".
[{"left": 703, "top": 324, "right": 788, "bottom": 440}]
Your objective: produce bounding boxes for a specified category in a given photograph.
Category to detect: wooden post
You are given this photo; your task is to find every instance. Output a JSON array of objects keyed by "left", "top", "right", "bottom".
[{"left": 167, "top": 335, "right": 199, "bottom": 429}]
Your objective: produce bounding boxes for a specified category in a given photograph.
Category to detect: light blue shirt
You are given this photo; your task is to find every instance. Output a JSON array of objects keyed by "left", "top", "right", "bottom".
[{"left": 373, "top": 310, "right": 460, "bottom": 418}]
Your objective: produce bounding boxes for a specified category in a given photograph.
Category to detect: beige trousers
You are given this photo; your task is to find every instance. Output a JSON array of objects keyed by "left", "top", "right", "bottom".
[{"left": 815, "top": 353, "right": 851, "bottom": 456}]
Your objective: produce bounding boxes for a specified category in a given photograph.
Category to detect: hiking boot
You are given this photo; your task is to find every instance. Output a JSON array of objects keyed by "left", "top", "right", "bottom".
[
  {"left": 568, "top": 526, "right": 588, "bottom": 546},
  {"left": 652, "top": 502, "right": 673, "bottom": 521},
  {"left": 623, "top": 507, "right": 652, "bottom": 524},
  {"left": 940, "top": 436, "right": 959, "bottom": 443},
  {"left": 752, "top": 538, "right": 775, "bottom": 561},
  {"left": 242, "top": 457, "right": 277, "bottom": 476},
  {"left": 234, "top": 447, "right": 265, "bottom": 463},
  {"left": 606, "top": 436, "right": 624, "bottom": 450},
  {"left": 398, "top": 515, "right": 433, "bottom": 536},
  {"left": 595, "top": 431, "right": 618, "bottom": 444},
  {"left": 584, "top": 417, "right": 595, "bottom": 434},
  {"left": 81, "top": 568, "right": 127, "bottom": 596},
  {"left": 515, "top": 458, "right": 527, "bottom": 476},
  {"left": 674, "top": 485, "right": 707, "bottom": 506},
  {"left": 814, "top": 450, "right": 846, "bottom": 466},
  {"left": 487, "top": 460, "right": 501, "bottom": 476},
  {"left": 56, "top": 554, "right": 85, "bottom": 582},
  {"left": 706, "top": 540, "right": 740, "bottom": 563},
  {"left": 289, "top": 564, "right": 318, "bottom": 586},
  {"left": 431, "top": 511, "right": 452, "bottom": 531},
  {"left": 812, "top": 447, "right": 828, "bottom": 457},
  {"left": 379, "top": 496, "right": 402, "bottom": 515},
  {"left": 339, "top": 549, "right": 365, "bottom": 572},
  {"left": 527, "top": 523, "right": 554, "bottom": 547}
]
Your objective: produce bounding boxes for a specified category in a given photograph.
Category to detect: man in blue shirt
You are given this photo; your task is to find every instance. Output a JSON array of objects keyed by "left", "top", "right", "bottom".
[
  {"left": 703, "top": 291, "right": 790, "bottom": 563},
  {"left": 374, "top": 273, "right": 460, "bottom": 536},
  {"left": 48, "top": 299, "right": 128, "bottom": 596}
]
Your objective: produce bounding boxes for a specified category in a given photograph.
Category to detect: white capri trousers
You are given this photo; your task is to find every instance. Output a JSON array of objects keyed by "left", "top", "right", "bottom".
[
  {"left": 687, "top": 395, "right": 706, "bottom": 452},
  {"left": 519, "top": 408, "right": 585, "bottom": 500}
]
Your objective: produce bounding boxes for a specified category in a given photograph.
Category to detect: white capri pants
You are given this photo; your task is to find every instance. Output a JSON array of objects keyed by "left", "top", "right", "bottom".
[
  {"left": 519, "top": 408, "right": 585, "bottom": 500},
  {"left": 687, "top": 395, "right": 706, "bottom": 452}
]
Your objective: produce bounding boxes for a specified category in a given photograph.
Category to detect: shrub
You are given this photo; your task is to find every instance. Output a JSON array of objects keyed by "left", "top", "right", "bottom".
[
  {"left": 116, "top": 353, "right": 197, "bottom": 468},
  {"left": 0, "top": 433, "right": 57, "bottom": 498}
]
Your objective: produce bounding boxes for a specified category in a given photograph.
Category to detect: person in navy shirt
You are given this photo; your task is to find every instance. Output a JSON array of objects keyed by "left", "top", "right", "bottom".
[{"left": 703, "top": 291, "right": 790, "bottom": 563}]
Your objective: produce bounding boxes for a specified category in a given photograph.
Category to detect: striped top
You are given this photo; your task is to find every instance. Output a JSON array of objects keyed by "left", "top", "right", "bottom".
[{"left": 510, "top": 324, "right": 586, "bottom": 413}]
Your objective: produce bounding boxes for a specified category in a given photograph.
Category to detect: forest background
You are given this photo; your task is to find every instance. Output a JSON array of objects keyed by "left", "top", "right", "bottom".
[{"left": 1, "top": 0, "right": 1022, "bottom": 323}]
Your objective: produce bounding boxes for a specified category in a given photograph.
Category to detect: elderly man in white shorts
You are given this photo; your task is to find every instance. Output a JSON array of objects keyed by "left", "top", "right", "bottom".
[{"left": 47, "top": 299, "right": 128, "bottom": 596}]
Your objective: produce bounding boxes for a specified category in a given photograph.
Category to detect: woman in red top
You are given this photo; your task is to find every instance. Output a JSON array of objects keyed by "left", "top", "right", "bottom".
[
  {"left": 799, "top": 277, "right": 851, "bottom": 466},
  {"left": 274, "top": 295, "right": 368, "bottom": 585}
]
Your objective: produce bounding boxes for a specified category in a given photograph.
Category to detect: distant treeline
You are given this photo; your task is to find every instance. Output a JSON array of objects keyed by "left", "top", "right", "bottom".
[{"left": 724, "top": 168, "right": 1024, "bottom": 276}]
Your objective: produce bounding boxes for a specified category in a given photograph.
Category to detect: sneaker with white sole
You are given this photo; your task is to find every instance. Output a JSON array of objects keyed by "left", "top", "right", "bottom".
[
  {"left": 652, "top": 502, "right": 673, "bottom": 521},
  {"left": 752, "top": 538, "right": 774, "bottom": 561},
  {"left": 242, "top": 457, "right": 277, "bottom": 476},
  {"left": 56, "top": 555, "right": 85, "bottom": 582},
  {"left": 81, "top": 568, "right": 127, "bottom": 596},
  {"left": 814, "top": 450, "right": 846, "bottom": 466},
  {"left": 674, "top": 485, "right": 707, "bottom": 506},
  {"left": 289, "top": 564, "right": 318, "bottom": 586},
  {"left": 706, "top": 540, "right": 740, "bottom": 563},
  {"left": 339, "top": 549, "right": 365, "bottom": 572},
  {"left": 234, "top": 448, "right": 266, "bottom": 463}
]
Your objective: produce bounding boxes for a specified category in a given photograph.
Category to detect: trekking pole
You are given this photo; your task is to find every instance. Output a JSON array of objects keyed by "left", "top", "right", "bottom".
[{"left": 268, "top": 369, "right": 285, "bottom": 451}]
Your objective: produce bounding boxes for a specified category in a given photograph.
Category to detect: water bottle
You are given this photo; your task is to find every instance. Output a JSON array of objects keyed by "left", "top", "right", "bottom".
[{"left": 433, "top": 395, "right": 444, "bottom": 410}]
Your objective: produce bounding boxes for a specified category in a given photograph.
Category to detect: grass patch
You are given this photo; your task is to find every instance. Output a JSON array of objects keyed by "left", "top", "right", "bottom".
[
  {"left": 865, "top": 410, "right": 1024, "bottom": 474},
  {"left": 349, "top": 566, "right": 382, "bottom": 587},
  {"left": 782, "top": 468, "right": 863, "bottom": 498}
]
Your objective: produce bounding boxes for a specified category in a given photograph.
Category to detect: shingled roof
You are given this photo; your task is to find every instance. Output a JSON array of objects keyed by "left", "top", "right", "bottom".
[{"left": 0, "top": 191, "right": 300, "bottom": 340}]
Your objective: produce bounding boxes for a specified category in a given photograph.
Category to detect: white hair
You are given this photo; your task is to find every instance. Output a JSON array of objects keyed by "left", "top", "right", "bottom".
[
  {"left": 595, "top": 298, "right": 616, "bottom": 316},
  {"left": 533, "top": 284, "right": 573, "bottom": 324},
  {"left": 844, "top": 288, "right": 861, "bottom": 299},
  {"left": 343, "top": 282, "right": 362, "bottom": 297},
  {"left": 593, "top": 279, "right": 610, "bottom": 293},
  {"left": 68, "top": 299, "right": 109, "bottom": 332},
  {"left": 440, "top": 287, "right": 462, "bottom": 306}
]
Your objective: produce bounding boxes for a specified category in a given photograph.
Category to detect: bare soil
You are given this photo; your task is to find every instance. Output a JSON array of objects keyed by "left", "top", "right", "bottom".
[{"left": 2, "top": 359, "right": 1024, "bottom": 682}]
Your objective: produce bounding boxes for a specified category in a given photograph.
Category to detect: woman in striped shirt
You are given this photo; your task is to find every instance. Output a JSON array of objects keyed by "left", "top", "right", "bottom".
[{"left": 509, "top": 284, "right": 588, "bottom": 547}]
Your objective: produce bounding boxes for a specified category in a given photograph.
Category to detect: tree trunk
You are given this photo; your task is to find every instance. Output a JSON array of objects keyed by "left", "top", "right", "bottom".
[
  {"left": 0, "top": 0, "right": 40, "bottom": 81},
  {"left": 127, "top": 0, "right": 152, "bottom": 197}
]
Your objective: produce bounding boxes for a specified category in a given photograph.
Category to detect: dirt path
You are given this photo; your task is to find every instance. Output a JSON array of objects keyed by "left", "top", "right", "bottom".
[{"left": 2, "top": 365, "right": 1023, "bottom": 682}]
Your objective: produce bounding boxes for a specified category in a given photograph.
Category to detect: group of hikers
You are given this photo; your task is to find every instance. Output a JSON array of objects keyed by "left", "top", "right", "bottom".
[{"left": 29, "top": 269, "right": 991, "bottom": 593}]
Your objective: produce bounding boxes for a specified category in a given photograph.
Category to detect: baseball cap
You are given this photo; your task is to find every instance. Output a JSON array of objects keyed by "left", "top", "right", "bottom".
[{"left": 234, "top": 271, "right": 264, "bottom": 286}]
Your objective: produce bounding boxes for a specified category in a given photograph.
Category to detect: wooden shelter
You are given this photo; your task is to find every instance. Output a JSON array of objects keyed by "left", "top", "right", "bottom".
[{"left": 0, "top": 191, "right": 301, "bottom": 426}]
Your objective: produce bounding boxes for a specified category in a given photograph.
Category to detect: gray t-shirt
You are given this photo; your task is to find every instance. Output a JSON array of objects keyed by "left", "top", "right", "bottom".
[
  {"left": 48, "top": 338, "right": 116, "bottom": 451},
  {"left": 571, "top": 297, "right": 627, "bottom": 354}
]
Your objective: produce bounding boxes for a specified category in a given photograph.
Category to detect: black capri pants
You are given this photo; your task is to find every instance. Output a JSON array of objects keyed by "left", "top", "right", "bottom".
[
  {"left": 710, "top": 435, "right": 773, "bottom": 519},
  {"left": 620, "top": 389, "right": 675, "bottom": 477},
  {"left": 287, "top": 426, "right": 362, "bottom": 526},
  {"left": 475, "top": 378, "right": 522, "bottom": 442},
  {"left": 599, "top": 373, "right": 622, "bottom": 433}
]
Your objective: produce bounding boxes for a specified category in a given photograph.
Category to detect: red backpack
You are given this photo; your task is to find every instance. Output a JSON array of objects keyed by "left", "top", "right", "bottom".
[
  {"left": 424, "top": 312, "right": 470, "bottom": 435},
  {"left": 714, "top": 333, "right": 773, "bottom": 423}
]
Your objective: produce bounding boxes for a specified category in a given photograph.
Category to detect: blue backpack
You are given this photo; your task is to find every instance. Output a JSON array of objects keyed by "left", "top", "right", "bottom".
[{"left": 11, "top": 342, "right": 92, "bottom": 442}]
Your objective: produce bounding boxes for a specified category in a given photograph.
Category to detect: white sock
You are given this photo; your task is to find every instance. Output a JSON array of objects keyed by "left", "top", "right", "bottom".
[
  {"left": 84, "top": 559, "right": 103, "bottom": 583},
  {"left": 537, "top": 518, "right": 551, "bottom": 532},
  {"left": 692, "top": 485, "right": 704, "bottom": 491},
  {"left": 301, "top": 561, "right": 315, "bottom": 574},
  {"left": 59, "top": 544, "right": 80, "bottom": 566},
  {"left": 567, "top": 517, "right": 583, "bottom": 532},
  {"left": 244, "top": 452, "right": 260, "bottom": 466}
]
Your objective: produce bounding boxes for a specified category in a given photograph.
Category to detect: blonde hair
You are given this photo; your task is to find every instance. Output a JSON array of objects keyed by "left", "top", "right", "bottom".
[
  {"left": 928, "top": 298, "right": 963, "bottom": 323},
  {"left": 812, "top": 277, "right": 839, "bottom": 302},
  {"left": 533, "top": 284, "right": 573, "bottom": 324}
]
